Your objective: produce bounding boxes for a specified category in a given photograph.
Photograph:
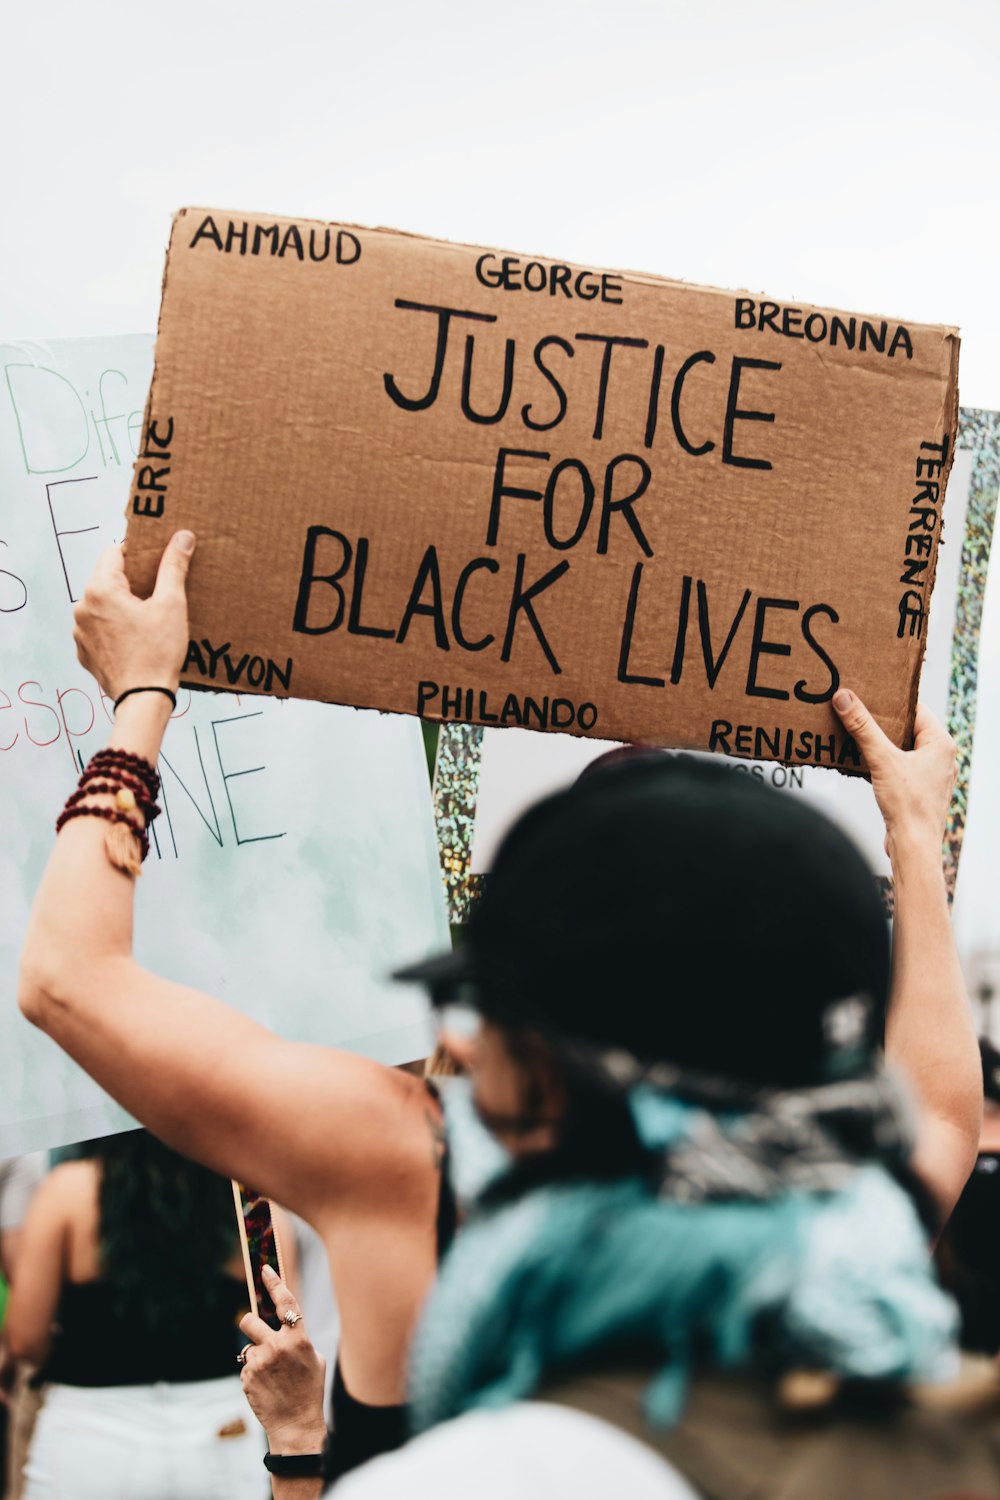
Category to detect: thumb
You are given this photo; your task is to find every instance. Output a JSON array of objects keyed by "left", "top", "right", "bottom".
[
  {"left": 832, "top": 687, "right": 893, "bottom": 771},
  {"left": 153, "top": 530, "right": 196, "bottom": 598}
]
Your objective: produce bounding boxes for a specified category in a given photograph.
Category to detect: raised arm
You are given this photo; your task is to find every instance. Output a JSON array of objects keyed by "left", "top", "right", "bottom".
[
  {"left": 832, "top": 689, "right": 980, "bottom": 1221},
  {"left": 18, "top": 535, "right": 437, "bottom": 1225}
]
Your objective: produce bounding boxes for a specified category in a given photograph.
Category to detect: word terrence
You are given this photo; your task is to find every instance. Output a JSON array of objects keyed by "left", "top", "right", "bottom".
[{"left": 291, "top": 524, "right": 843, "bottom": 707}]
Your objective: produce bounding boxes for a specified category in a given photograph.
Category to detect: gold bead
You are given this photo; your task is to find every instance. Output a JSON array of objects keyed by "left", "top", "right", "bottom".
[{"left": 116, "top": 787, "right": 137, "bottom": 811}]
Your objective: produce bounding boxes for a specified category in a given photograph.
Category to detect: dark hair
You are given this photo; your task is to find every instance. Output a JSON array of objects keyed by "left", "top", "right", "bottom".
[
  {"left": 480, "top": 1027, "right": 654, "bottom": 1208},
  {"left": 91, "top": 1130, "right": 239, "bottom": 1332}
]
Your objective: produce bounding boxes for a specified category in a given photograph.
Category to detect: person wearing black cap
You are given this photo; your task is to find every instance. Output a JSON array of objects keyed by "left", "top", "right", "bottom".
[
  {"left": 18, "top": 536, "right": 987, "bottom": 1499},
  {"left": 324, "top": 700, "right": 992, "bottom": 1500}
]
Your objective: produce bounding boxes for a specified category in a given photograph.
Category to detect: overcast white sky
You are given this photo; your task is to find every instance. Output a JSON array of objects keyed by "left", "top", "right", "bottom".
[
  {"left": 3, "top": 0, "right": 1000, "bottom": 971},
  {"left": 3, "top": 0, "right": 999, "bottom": 405}
]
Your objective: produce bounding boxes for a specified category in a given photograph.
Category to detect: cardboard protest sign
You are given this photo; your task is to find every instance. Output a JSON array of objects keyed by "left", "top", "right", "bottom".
[
  {"left": 125, "top": 208, "right": 959, "bottom": 768},
  {"left": 0, "top": 335, "right": 446, "bottom": 1155}
]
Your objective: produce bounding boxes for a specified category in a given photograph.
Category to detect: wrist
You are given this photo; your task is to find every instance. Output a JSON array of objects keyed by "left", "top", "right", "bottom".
[
  {"left": 109, "top": 691, "right": 174, "bottom": 758},
  {"left": 266, "top": 1422, "right": 328, "bottom": 1454},
  {"left": 886, "top": 824, "right": 946, "bottom": 873},
  {"left": 888, "top": 839, "right": 948, "bottom": 910},
  {"left": 114, "top": 684, "right": 178, "bottom": 714}
]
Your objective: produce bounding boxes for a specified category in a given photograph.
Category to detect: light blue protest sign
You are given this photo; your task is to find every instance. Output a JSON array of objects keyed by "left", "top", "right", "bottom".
[{"left": 0, "top": 336, "right": 446, "bottom": 1153}]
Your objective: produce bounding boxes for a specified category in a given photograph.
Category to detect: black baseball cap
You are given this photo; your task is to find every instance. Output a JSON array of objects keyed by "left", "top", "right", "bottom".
[{"left": 396, "top": 754, "right": 890, "bottom": 1089}]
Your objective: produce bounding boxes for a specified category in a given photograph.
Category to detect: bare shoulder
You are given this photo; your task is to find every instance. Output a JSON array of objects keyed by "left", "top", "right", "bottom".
[
  {"left": 14, "top": 1160, "right": 96, "bottom": 1255},
  {"left": 260, "top": 1050, "right": 443, "bottom": 1224},
  {"left": 33, "top": 1158, "right": 97, "bottom": 1207}
]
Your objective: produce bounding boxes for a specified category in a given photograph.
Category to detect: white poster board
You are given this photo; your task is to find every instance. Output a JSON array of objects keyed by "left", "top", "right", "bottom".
[
  {"left": 468, "top": 446, "right": 979, "bottom": 879},
  {"left": 0, "top": 336, "right": 446, "bottom": 1155}
]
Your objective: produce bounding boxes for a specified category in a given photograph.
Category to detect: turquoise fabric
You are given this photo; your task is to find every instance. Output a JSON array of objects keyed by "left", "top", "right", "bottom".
[{"left": 410, "top": 1083, "right": 958, "bottom": 1433}]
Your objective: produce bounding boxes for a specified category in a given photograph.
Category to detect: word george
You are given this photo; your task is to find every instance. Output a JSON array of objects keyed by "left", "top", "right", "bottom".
[
  {"left": 183, "top": 638, "right": 293, "bottom": 694},
  {"left": 475, "top": 254, "right": 622, "bottom": 303},
  {"left": 4, "top": 362, "right": 145, "bottom": 477},
  {"left": 734, "top": 299, "right": 913, "bottom": 360},
  {"left": 189, "top": 215, "right": 361, "bottom": 265},
  {"left": 618, "top": 573, "right": 841, "bottom": 704},
  {"left": 709, "top": 719, "right": 861, "bottom": 767},
  {"left": 897, "top": 435, "right": 949, "bottom": 640},
  {"left": 383, "top": 301, "right": 781, "bottom": 467},
  {"left": 416, "top": 681, "right": 598, "bottom": 730},
  {"left": 293, "top": 526, "right": 571, "bottom": 676},
  {"left": 132, "top": 417, "right": 174, "bottom": 519}
]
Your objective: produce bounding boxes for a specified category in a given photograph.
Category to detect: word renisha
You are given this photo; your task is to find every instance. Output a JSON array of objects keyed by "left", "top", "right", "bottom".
[{"left": 709, "top": 720, "right": 861, "bottom": 768}]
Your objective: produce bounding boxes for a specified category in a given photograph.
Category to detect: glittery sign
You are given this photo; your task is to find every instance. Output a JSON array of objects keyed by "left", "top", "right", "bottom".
[
  {"left": 433, "top": 724, "right": 485, "bottom": 924},
  {"left": 946, "top": 408, "right": 1000, "bottom": 901}
]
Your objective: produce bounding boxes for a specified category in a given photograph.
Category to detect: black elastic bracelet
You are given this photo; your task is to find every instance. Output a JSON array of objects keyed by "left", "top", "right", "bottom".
[
  {"left": 263, "top": 1446, "right": 328, "bottom": 1477},
  {"left": 114, "top": 685, "right": 177, "bottom": 714}
]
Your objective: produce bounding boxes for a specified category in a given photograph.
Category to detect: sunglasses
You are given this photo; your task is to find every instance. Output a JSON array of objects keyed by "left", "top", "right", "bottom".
[{"left": 432, "top": 999, "right": 482, "bottom": 1042}]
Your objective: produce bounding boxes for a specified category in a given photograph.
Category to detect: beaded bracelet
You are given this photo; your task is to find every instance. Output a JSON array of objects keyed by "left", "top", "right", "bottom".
[
  {"left": 55, "top": 748, "right": 161, "bottom": 877},
  {"left": 76, "top": 765, "right": 159, "bottom": 808},
  {"left": 63, "top": 782, "right": 160, "bottom": 824},
  {"left": 87, "top": 748, "right": 161, "bottom": 796}
]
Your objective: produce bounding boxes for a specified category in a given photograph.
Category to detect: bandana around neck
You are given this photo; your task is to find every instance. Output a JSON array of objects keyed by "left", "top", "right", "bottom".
[{"left": 410, "top": 1072, "right": 957, "bottom": 1434}]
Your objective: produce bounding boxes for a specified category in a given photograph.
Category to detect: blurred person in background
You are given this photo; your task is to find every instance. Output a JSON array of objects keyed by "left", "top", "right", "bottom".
[
  {"left": 0, "top": 1153, "right": 47, "bottom": 1500},
  {"left": 317, "top": 694, "right": 994, "bottom": 1500},
  {"left": 0, "top": 1156, "right": 47, "bottom": 1291},
  {"left": 5, "top": 1130, "right": 268, "bottom": 1500}
]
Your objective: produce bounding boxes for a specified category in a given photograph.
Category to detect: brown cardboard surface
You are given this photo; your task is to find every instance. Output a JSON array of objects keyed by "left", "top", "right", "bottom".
[{"left": 124, "top": 208, "right": 960, "bottom": 769}]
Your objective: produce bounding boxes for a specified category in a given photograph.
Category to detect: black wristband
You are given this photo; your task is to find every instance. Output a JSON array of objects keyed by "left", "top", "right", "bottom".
[
  {"left": 263, "top": 1446, "right": 327, "bottom": 1477},
  {"left": 114, "top": 685, "right": 177, "bottom": 714}
]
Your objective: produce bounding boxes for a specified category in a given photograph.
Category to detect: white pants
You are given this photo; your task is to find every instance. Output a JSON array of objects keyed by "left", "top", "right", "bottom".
[{"left": 20, "top": 1376, "right": 268, "bottom": 1500}]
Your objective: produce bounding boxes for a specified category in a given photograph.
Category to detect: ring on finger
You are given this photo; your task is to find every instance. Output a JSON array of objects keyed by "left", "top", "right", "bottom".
[
  {"left": 237, "top": 1344, "right": 254, "bottom": 1366},
  {"left": 282, "top": 1310, "right": 302, "bottom": 1328}
]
